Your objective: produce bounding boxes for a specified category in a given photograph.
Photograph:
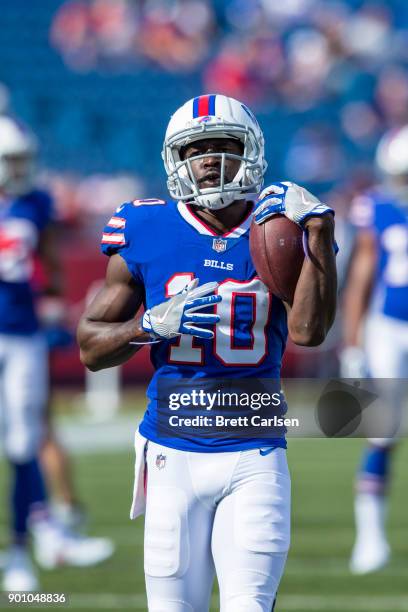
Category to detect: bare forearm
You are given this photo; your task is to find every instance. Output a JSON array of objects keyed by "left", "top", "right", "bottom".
[
  {"left": 342, "top": 232, "right": 376, "bottom": 347},
  {"left": 77, "top": 316, "right": 151, "bottom": 371},
  {"left": 342, "top": 285, "right": 369, "bottom": 347},
  {"left": 288, "top": 216, "right": 337, "bottom": 346}
]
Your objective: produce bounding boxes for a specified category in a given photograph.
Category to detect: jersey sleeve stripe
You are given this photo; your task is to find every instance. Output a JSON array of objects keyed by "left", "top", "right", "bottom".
[
  {"left": 101, "top": 233, "right": 126, "bottom": 245},
  {"left": 107, "top": 217, "right": 126, "bottom": 229}
]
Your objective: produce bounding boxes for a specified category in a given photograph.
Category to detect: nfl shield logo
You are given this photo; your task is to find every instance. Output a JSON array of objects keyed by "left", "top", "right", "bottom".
[
  {"left": 156, "top": 454, "right": 166, "bottom": 470},
  {"left": 212, "top": 238, "right": 227, "bottom": 253}
]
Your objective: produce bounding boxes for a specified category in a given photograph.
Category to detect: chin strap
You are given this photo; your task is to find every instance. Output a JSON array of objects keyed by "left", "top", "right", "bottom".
[
  {"left": 192, "top": 189, "right": 258, "bottom": 210},
  {"left": 195, "top": 192, "right": 235, "bottom": 210}
]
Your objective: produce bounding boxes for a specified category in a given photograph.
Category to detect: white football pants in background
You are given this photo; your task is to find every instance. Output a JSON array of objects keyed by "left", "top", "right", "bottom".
[
  {"left": 365, "top": 313, "right": 408, "bottom": 446},
  {"left": 0, "top": 333, "right": 48, "bottom": 462}
]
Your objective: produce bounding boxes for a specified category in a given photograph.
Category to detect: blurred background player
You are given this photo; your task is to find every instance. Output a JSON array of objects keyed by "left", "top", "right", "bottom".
[
  {"left": 0, "top": 115, "right": 113, "bottom": 591},
  {"left": 341, "top": 125, "right": 408, "bottom": 574},
  {"left": 35, "top": 249, "right": 88, "bottom": 531}
]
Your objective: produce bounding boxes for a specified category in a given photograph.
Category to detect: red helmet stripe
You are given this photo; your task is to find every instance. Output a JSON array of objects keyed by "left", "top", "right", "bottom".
[{"left": 197, "top": 95, "right": 210, "bottom": 117}]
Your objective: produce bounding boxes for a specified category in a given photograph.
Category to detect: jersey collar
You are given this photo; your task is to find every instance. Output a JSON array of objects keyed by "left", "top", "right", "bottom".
[{"left": 177, "top": 201, "right": 253, "bottom": 238}]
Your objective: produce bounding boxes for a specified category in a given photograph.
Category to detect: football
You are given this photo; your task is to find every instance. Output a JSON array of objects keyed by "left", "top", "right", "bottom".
[{"left": 249, "top": 214, "right": 305, "bottom": 304}]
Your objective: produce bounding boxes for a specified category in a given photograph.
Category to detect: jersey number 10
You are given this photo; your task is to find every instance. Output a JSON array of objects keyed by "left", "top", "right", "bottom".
[{"left": 165, "top": 273, "right": 271, "bottom": 367}]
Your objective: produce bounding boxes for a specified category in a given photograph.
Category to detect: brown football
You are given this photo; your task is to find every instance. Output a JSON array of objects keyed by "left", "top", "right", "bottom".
[{"left": 249, "top": 214, "right": 305, "bottom": 304}]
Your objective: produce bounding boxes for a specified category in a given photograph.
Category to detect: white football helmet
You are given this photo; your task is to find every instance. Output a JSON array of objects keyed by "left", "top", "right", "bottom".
[
  {"left": 0, "top": 116, "right": 37, "bottom": 196},
  {"left": 376, "top": 125, "right": 408, "bottom": 177},
  {"left": 162, "top": 94, "right": 267, "bottom": 210}
]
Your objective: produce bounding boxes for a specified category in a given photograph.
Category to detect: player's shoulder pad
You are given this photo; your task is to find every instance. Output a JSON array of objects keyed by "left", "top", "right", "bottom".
[
  {"left": 101, "top": 202, "right": 132, "bottom": 254},
  {"left": 22, "top": 188, "right": 54, "bottom": 213},
  {"left": 111, "top": 197, "right": 169, "bottom": 224},
  {"left": 25, "top": 188, "right": 53, "bottom": 204},
  {"left": 21, "top": 189, "right": 55, "bottom": 228},
  {"left": 101, "top": 198, "right": 170, "bottom": 256}
]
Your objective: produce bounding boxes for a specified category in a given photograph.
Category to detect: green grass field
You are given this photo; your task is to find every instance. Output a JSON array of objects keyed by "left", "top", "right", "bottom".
[{"left": 1, "top": 400, "right": 408, "bottom": 611}]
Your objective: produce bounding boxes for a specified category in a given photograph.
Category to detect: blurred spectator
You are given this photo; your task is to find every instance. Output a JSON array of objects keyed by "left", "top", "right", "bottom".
[
  {"left": 375, "top": 64, "right": 408, "bottom": 126},
  {"left": 340, "top": 3, "right": 393, "bottom": 67},
  {"left": 284, "top": 124, "right": 347, "bottom": 185},
  {"left": 224, "top": 0, "right": 264, "bottom": 33},
  {"left": 260, "top": 0, "right": 317, "bottom": 25},
  {"left": 138, "top": 0, "right": 215, "bottom": 72},
  {"left": 340, "top": 101, "right": 381, "bottom": 150},
  {"left": 282, "top": 28, "right": 333, "bottom": 110},
  {"left": 50, "top": 0, "right": 140, "bottom": 71},
  {"left": 51, "top": 0, "right": 215, "bottom": 73}
]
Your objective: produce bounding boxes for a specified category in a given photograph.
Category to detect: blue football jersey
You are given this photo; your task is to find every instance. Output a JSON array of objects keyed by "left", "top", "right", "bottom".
[
  {"left": 101, "top": 198, "right": 288, "bottom": 452},
  {"left": 350, "top": 189, "right": 408, "bottom": 321},
  {"left": 0, "top": 190, "right": 54, "bottom": 334}
]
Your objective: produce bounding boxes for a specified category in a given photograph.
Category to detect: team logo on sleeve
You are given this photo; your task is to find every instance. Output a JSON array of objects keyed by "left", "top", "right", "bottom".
[
  {"left": 155, "top": 454, "right": 167, "bottom": 470},
  {"left": 212, "top": 238, "right": 227, "bottom": 253}
]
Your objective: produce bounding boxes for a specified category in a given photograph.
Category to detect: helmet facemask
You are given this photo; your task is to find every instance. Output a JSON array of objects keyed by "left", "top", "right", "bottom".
[
  {"left": 0, "top": 117, "right": 38, "bottom": 197},
  {"left": 163, "top": 120, "right": 267, "bottom": 210},
  {"left": 0, "top": 153, "right": 36, "bottom": 196}
]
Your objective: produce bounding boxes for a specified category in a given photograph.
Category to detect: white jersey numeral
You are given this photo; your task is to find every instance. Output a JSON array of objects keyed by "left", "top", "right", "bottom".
[
  {"left": 0, "top": 219, "right": 38, "bottom": 282},
  {"left": 165, "top": 273, "right": 203, "bottom": 364},
  {"left": 165, "top": 273, "right": 270, "bottom": 366},
  {"left": 214, "top": 278, "right": 270, "bottom": 366}
]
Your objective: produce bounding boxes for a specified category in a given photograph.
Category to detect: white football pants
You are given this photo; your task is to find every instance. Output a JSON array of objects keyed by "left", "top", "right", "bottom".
[
  {"left": 0, "top": 333, "right": 48, "bottom": 462},
  {"left": 365, "top": 313, "right": 408, "bottom": 446},
  {"left": 142, "top": 442, "right": 290, "bottom": 612},
  {"left": 365, "top": 313, "right": 408, "bottom": 379}
]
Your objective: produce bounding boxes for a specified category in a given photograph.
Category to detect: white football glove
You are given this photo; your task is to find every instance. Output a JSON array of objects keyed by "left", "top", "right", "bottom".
[
  {"left": 141, "top": 278, "right": 221, "bottom": 341},
  {"left": 253, "top": 181, "right": 334, "bottom": 226},
  {"left": 339, "top": 346, "right": 368, "bottom": 378}
]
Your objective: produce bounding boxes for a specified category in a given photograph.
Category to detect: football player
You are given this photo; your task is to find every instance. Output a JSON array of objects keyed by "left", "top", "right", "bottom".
[
  {"left": 78, "top": 94, "right": 337, "bottom": 611},
  {"left": 341, "top": 125, "right": 408, "bottom": 574},
  {"left": 0, "top": 116, "right": 113, "bottom": 592}
]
